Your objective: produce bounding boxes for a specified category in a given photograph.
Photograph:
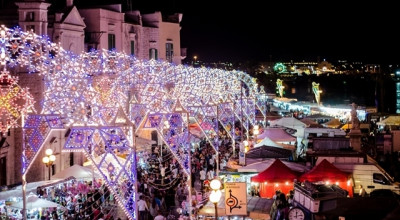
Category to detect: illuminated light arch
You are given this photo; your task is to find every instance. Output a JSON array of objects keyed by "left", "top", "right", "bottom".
[{"left": 0, "top": 25, "right": 266, "bottom": 219}]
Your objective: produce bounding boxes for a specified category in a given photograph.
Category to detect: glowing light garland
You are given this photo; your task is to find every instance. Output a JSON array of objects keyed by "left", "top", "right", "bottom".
[{"left": 0, "top": 68, "right": 35, "bottom": 134}]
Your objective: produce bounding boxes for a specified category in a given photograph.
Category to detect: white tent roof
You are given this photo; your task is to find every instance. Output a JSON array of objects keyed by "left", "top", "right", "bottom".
[
  {"left": 269, "top": 117, "right": 306, "bottom": 129},
  {"left": 10, "top": 193, "right": 63, "bottom": 210},
  {"left": 254, "top": 137, "right": 283, "bottom": 148},
  {"left": 256, "top": 128, "right": 296, "bottom": 143},
  {"left": 0, "top": 180, "right": 61, "bottom": 201},
  {"left": 51, "top": 164, "right": 97, "bottom": 180}
]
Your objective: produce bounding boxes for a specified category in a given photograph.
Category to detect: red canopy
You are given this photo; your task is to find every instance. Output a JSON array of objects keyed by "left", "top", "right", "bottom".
[
  {"left": 252, "top": 159, "right": 298, "bottom": 183},
  {"left": 299, "top": 159, "right": 349, "bottom": 182}
]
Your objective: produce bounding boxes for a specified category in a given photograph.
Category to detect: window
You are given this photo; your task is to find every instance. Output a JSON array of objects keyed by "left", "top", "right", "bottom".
[
  {"left": 130, "top": 41, "right": 135, "bottom": 56},
  {"left": 26, "top": 12, "right": 35, "bottom": 21},
  {"left": 149, "top": 48, "right": 158, "bottom": 60},
  {"left": 108, "top": 34, "right": 116, "bottom": 50},
  {"left": 373, "top": 173, "right": 389, "bottom": 185},
  {"left": 69, "top": 152, "right": 74, "bottom": 166},
  {"left": 0, "top": 157, "right": 6, "bottom": 186},
  {"left": 166, "top": 43, "right": 173, "bottom": 62},
  {"left": 51, "top": 164, "right": 56, "bottom": 175}
]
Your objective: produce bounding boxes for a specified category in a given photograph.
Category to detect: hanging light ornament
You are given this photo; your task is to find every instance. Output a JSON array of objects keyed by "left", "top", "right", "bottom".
[{"left": 0, "top": 68, "right": 35, "bottom": 135}]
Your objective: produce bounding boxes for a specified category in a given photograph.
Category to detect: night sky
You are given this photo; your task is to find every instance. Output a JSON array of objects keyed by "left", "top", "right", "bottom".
[{"left": 82, "top": 0, "right": 400, "bottom": 64}]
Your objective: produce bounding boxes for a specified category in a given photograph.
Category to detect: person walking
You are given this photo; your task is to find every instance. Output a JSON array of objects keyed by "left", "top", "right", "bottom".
[
  {"left": 199, "top": 168, "right": 206, "bottom": 191},
  {"left": 137, "top": 195, "right": 149, "bottom": 220}
]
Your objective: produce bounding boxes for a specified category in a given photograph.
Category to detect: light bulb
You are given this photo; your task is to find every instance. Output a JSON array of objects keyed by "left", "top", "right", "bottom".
[
  {"left": 42, "top": 156, "right": 49, "bottom": 164},
  {"left": 49, "top": 154, "right": 56, "bottom": 162},
  {"left": 209, "top": 190, "right": 222, "bottom": 203},
  {"left": 45, "top": 149, "right": 53, "bottom": 156},
  {"left": 210, "top": 179, "right": 221, "bottom": 190}
]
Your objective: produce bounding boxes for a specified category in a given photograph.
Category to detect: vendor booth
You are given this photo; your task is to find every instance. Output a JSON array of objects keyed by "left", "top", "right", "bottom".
[
  {"left": 299, "top": 159, "right": 353, "bottom": 197},
  {"left": 251, "top": 159, "right": 299, "bottom": 198}
]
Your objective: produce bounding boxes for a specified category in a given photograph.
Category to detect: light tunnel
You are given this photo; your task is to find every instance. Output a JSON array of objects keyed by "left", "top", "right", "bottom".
[{"left": 0, "top": 25, "right": 268, "bottom": 219}]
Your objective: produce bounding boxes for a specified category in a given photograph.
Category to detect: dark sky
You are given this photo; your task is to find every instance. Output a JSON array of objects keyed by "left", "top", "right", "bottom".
[{"left": 131, "top": 1, "right": 399, "bottom": 63}]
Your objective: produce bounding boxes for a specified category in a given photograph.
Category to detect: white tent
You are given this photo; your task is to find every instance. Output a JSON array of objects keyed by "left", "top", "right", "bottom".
[
  {"left": 10, "top": 193, "right": 62, "bottom": 210},
  {"left": 51, "top": 164, "right": 98, "bottom": 180},
  {"left": 256, "top": 128, "right": 296, "bottom": 143},
  {"left": 269, "top": 117, "right": 306, "bottom": 138},
  {"left": 0, "top": 180, "right": 61, "bottom": 201},
  {"left": 254, "top": 137, "right": 283, "bottom": 148},
  {"left": 269, "top": 117, "right": 306, "bottom": 129}
]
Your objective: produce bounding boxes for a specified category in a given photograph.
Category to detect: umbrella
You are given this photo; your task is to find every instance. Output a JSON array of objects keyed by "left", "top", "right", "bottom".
[{"left": 10, "top": 193, "right": 63, "bottom": 210}]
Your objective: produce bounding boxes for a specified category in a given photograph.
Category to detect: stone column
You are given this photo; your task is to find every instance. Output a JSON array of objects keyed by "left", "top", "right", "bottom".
[{"left": 349, "top": 129, "right": 362, "bottom": 152}]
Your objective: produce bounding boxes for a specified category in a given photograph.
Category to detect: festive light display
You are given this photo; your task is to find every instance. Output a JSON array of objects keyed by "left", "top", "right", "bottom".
[
  {"left": 187, "top": 105, "right": 219, "bottom": 152},
  {"left": 276, "top": 78, "right": 284, "bottom": 98},
  {"left": 0, "top": 25, "right": 266, "bottom": 219},
  {"left": 217, "top": 102, "right": 235, "bottom": 139},
  {"left": 274, "top": 62, "right": 286, "bottom": 73},
  {"left": 23, "top": 114, "right": 63, "bottom": 173},
  {"left": 64, "top": 126, "right": 137, "bottom": 219},
  {"left": 312, "top": 82, "right": 322, "bottom": 105},
  {"left": 255, "top": 85, "right": 268, "bottom": 123},
  {"left": 0, "top": 68, "right": 35, "bottom": 134}
]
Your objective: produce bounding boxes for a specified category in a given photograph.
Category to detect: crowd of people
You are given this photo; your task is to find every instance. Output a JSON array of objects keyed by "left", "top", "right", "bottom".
[
  {"left": 135, "top": 129, "right": 238, "bottom": 219},
  {"left": 269, "top": 190, "right": 294, "bottom": 220},
  {"left": 35, "top": 179, "right": 119, "bottom": 220}
]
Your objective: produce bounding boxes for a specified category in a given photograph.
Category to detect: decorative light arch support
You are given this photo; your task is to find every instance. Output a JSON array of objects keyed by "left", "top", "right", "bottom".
[
  {"left": 63, "top": 126, "right": 137, "bottom": 219},
  {"left": 22, "top": 114, "right": 64, "bottom": 219}
]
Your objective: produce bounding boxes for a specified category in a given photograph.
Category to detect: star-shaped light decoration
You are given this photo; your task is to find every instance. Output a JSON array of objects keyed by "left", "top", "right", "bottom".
[{"left": 0, "top": 68, "right": 35, "bottom": 135}]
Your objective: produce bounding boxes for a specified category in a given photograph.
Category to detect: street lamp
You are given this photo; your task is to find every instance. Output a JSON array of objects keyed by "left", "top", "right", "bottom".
[
  {"left": 209, "top": 178, "right": 222, "bottom": 220},
  {"left": 42, "top": 149, "right": 56, "bottom": 180},
  {"left": 253, "top": 125, "right": 259, "bottom": 145},
  {"left": 243, "top": 140, "right": 249, "bottom": 153}
]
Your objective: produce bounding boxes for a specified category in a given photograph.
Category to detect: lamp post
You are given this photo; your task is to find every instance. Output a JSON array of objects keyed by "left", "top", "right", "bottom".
[
  {"left": 42, "top": 149, "right": 56, "bottom": 180},
  {"left": 209, "top": 178, "right": 222, "bottom": 220}
]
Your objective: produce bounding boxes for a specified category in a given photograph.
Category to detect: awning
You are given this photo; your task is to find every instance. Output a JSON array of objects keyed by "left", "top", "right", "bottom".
[{"left": 0, "top": 179, "right": 70, "bottom": 201}]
